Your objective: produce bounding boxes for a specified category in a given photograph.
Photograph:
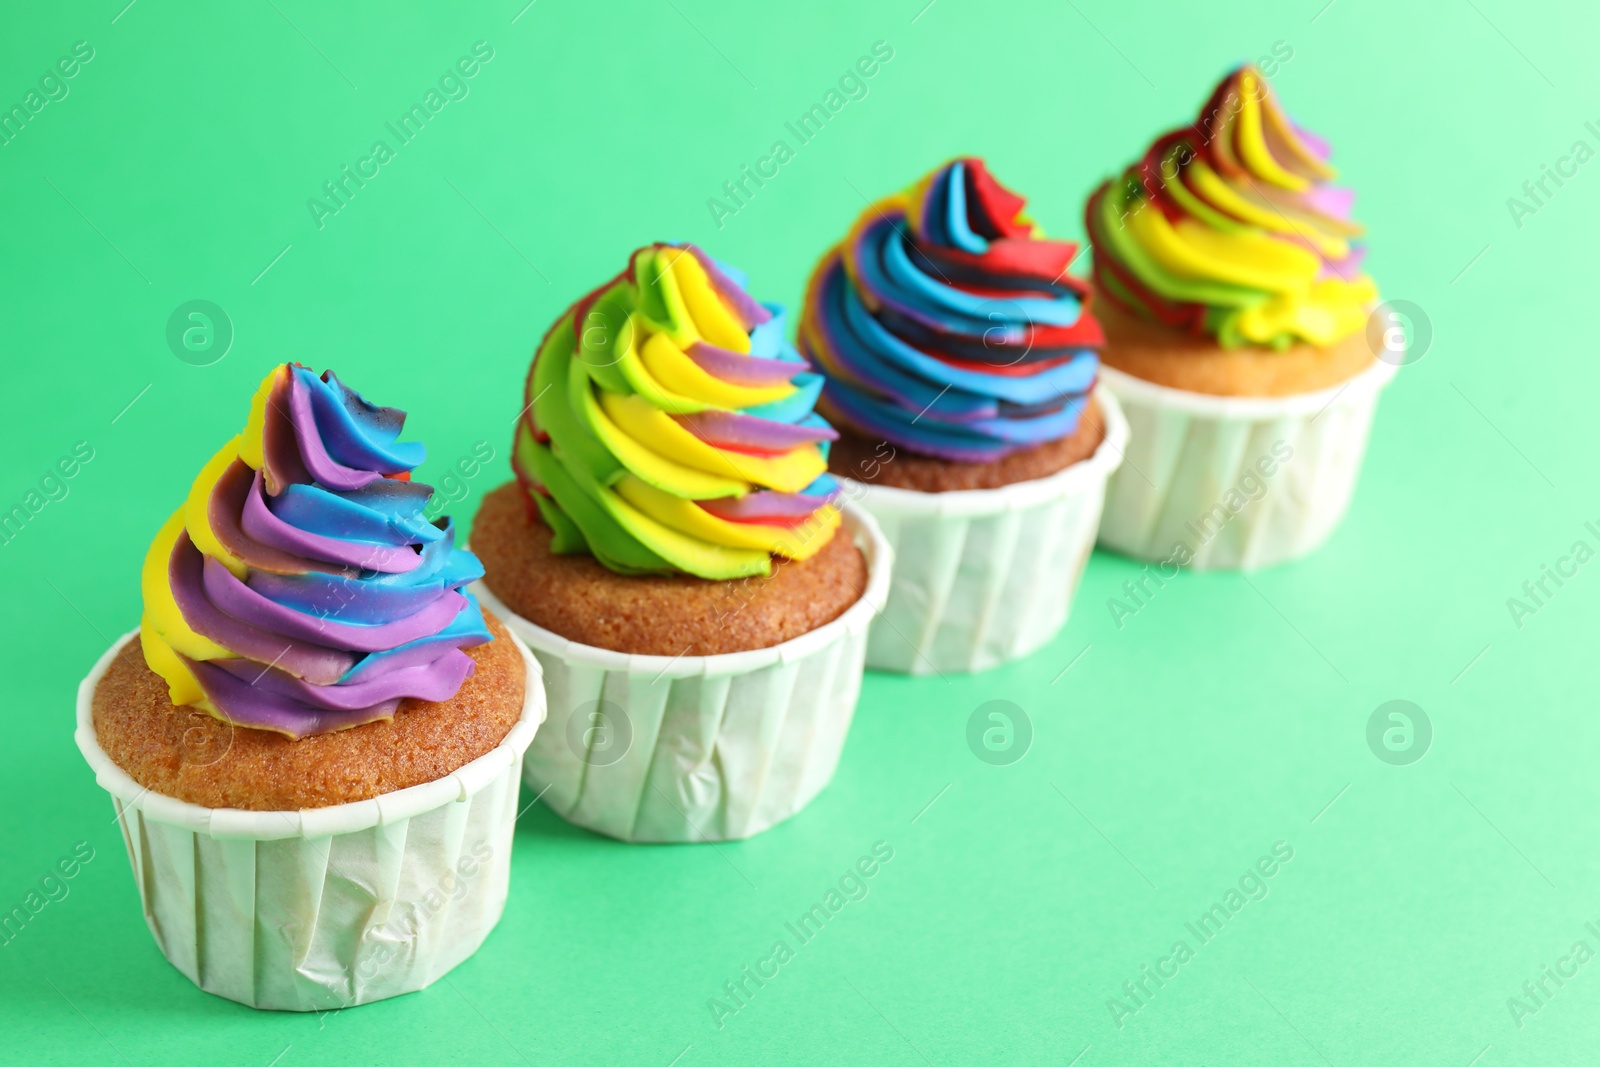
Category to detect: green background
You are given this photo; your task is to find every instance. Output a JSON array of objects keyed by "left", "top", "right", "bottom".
[{"left": 1, "top": 0, "right": 1595, "bottom": 1062}]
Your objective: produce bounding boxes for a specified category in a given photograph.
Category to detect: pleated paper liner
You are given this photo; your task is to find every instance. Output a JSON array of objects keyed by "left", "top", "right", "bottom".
[
  {"left": 75, "top": 629, "right": 546, "bottom": 1011},
  {"left": 470, "top": 502, "right": 891, "bottom": 844},
  {"left": 836, "top": 384, "right": 1128, "bottom": 675},
  {"left": 1096, "top": 360, "right": 1396, "bottom": 570}
]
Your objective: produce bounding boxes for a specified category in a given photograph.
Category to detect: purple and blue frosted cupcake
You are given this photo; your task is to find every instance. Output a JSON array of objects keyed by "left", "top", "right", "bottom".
[{"left": 76, "top": 363, "right": 544, "bottom": 1009}]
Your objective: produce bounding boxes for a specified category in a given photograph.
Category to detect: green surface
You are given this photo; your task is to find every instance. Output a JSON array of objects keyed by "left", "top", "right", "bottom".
[{"left": 1, "top": 0, "right": 1596, "bottom": 1062}]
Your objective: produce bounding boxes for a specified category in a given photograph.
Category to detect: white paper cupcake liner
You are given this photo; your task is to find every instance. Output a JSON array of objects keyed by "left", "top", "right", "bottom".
[
  {"left": 470, "top": 503, "right": 891, "bottom": 844},
  {"left": 75, "top": 629, "right": 546, "bottom": 1012},
  {"left": 1096, "top": 359, "right": 1396, "bottom": 570},
  {"left": 833, "top": 384, "right": 1128, "bottom": 676}
]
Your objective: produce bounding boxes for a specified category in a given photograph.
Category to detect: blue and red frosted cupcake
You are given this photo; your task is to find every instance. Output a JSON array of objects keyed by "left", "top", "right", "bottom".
[
  {"left": 804, "top": 157, "right": 1109, "bottom": 488},
  {"left": 799, "top": 160, "right": 1127, "bottom": 673}
]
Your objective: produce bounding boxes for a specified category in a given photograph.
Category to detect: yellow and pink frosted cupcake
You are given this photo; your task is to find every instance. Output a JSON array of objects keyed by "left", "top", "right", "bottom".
[{"left": 1085, "top": 65, "right": 1394, "bottom": 569}]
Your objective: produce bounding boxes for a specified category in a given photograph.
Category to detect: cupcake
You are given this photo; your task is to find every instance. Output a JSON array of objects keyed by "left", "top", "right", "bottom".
[
  {"left": 471, "top": 243, "right": 890, "bottom": 843},
  {"left": 1085, "top": 64, "right": 1394, "bottom": 569},
  {"left": 798, "top": 158, "right": 1127, "bottom": 674},
  {"left": 74, "top": 364, "right": 545, "bottom": 1011}
]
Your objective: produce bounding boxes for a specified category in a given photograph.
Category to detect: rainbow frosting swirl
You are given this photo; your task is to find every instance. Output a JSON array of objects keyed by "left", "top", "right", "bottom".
[
  {"left": 140, "top": 364, "right": 491, "bottom": 740},
  {"left": 799, "top": 158, "right": 1102, "bottom": 464},
  {"left": 1086, "top": 64, "right": 1378, "bottom": 349},
  {"left": 513, "top": 243, "right": 842, "bottom": 582}
]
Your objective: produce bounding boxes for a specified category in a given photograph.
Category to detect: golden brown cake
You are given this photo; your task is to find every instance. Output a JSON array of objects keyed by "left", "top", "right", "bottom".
[
  {"left": 1095, "top": 292, "right": 1376, "bottom": 399},
  {"left": 473, "top": 481, "right": 866, "bottom": 657},
  {"left": 92, "top": 611, "right": 526, "bottom": 811},
  {"left": 828, "top": 394, "right": 1106, "bottom": 493}
]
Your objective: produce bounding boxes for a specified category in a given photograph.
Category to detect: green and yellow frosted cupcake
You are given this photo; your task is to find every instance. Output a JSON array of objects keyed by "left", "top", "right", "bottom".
[
  {"left": 471, "top": 243, "right": 890, "bottom": 842},
  {"left": 1085, "top": 65, "right": 1396, "bottom": 569}
]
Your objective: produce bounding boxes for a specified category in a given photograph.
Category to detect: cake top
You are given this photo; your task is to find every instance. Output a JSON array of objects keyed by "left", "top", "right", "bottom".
[
  {"left": 800, "top": 157, "right": 1102, "bottom": 464},
  {"left": 140, "top": 364, "right": 491, "bottom": 740},
  {"left": 514, "top": 243, "right": 842, "bottom": 582},
  {"left": 1086, "top": 64, "right": 1378, "bottom": 350}
]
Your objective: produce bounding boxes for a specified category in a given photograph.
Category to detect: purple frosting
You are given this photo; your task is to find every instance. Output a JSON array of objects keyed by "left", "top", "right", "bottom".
[{"left": 148, "top": 364, "right": 494, "bottom": 739}]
